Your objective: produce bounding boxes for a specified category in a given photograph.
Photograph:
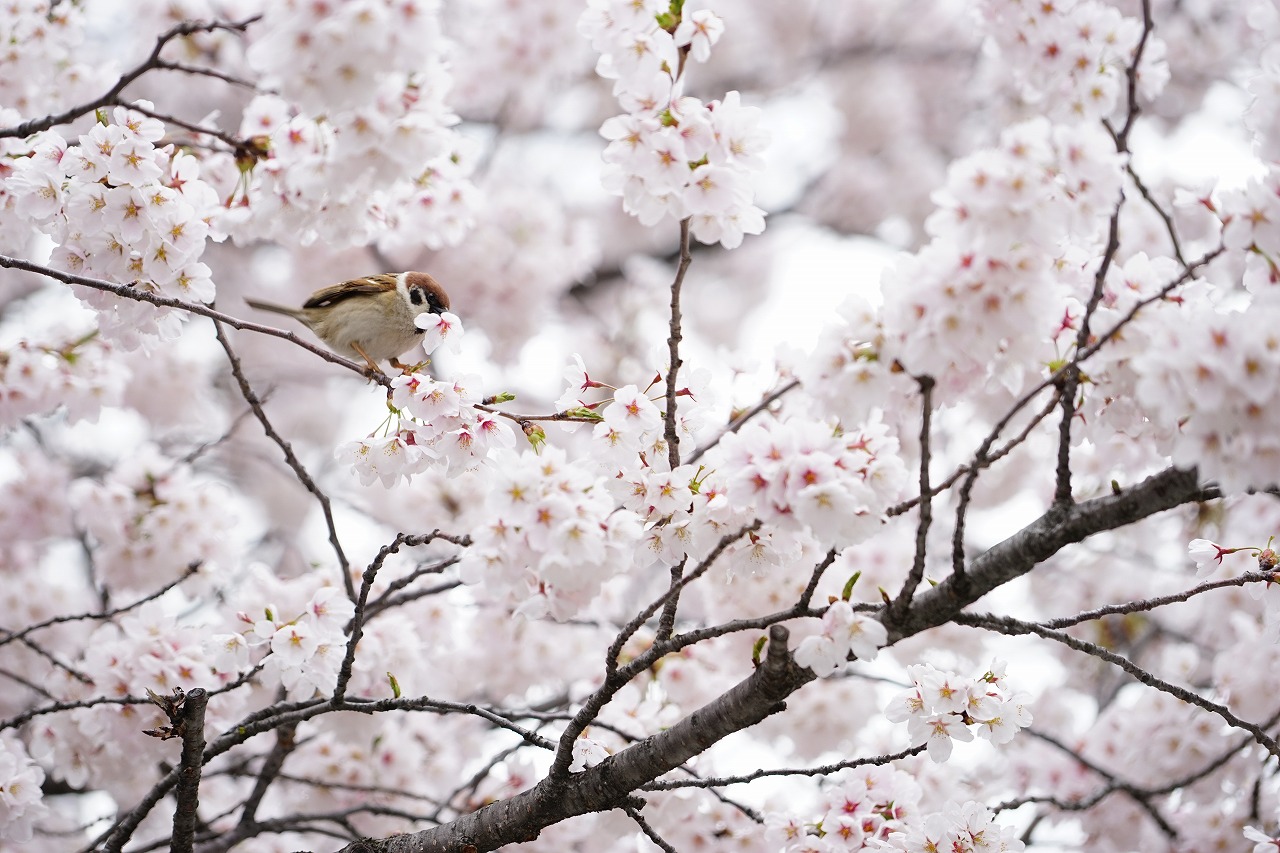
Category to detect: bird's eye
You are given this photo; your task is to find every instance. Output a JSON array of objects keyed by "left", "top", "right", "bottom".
[{"left": 409, "top": 286, "right": 425, "bottom": 306}]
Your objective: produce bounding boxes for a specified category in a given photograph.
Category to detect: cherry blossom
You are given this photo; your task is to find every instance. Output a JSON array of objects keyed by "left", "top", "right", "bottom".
[{"left": 3, "top": 0, "right": 1280, "bottom": 849}]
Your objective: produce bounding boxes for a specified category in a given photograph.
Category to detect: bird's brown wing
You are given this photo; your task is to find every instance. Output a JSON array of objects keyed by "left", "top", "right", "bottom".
[{"left": 302, "top": 274, "right": 398, "bottom": 309}]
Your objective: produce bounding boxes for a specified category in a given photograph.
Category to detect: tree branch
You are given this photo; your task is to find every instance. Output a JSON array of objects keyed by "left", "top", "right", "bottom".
[
  {"left": 0, "top": 255, "right": 386, "bottom": 384},
  {"left": 212, "top": 320, "right": 357, "bottom": 602},
  {"left": 0, "top": 16, "right": 262, "bottom": 139},
  {"left": 663, "top": 219, "right": 694, "bottom": 469}
]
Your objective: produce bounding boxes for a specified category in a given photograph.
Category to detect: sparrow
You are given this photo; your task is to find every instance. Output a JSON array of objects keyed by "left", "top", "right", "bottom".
[{"left": 245, "top": 271, "right": 449, "bottom": 372}]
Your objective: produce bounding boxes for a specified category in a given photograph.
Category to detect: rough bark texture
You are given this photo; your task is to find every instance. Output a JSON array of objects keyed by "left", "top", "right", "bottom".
[
  {"left": 336, "top": 465, "right": 1210, "bottom": 853},
  {"left": 885, "top": 465, "right": 1211, "bottom": 642}
]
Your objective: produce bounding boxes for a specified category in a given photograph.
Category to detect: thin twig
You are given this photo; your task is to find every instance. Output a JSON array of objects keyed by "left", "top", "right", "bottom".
[
  {"left": 153, "top": 59, "right": 263, "bottom": 91},
  {"left": 605, "top": 521, "right": 761, "bottom": 675},
  {"left": 890, "top": 376, "right": 933, "bottom": 623},
  {"left": 0, "top": 16, "right": 262, "bottom": 139},
  {"left": 957, "top": 612, "right": 1280, "bottom": 757},
  {"left": 663, "top": 219, "right": 694, "bottom": 469},
  {"left": 686, "top": 378, "right": 800, "bottom": 465},
  {"left": 0, "top": 563, "right": 200, "bottom": 650},
  {"left": 643, "top": 744, "right": 928, "bottom": 790},
  {"left": 887, "top": 390, "right": 1059, "bottom": 518},
  {"left": 624, "top": 805, "right": 678, "bottom": 853},
  {"left": 112, "top": 98, "right": 255, "bottom": 156},
  {"left": 211, "top": 320, "right": 356, "bottom": 602},
  {"left": 1042, "top": 571, "right": 1277, "bottom": 630}
]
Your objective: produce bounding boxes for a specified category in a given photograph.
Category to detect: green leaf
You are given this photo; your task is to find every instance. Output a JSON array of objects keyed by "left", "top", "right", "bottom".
[
  {"left": 562, "top": 407, "right": 604, "bottom": 422},
  {"left": 524, "top": 423, "right": 547, "bottom": 452}
]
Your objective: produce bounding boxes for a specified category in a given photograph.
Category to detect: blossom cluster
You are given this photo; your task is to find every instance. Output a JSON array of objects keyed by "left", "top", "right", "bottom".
[
  {"left": 884, "top": 661, "right": 1032, "bottom": 762},
  {"left": 230, "top": 0, "right": 475, "bottom": 248},
  {"left": 795, "top": 295, "right": 914, "bottom": 430},
  {"left": 1067, "top": 251, "right": 1192, "bottom": 449},
  {"left": 0, "top": 451, "right": 72, "bottom": 547},
  {"left": 345, "top": 382, "right": 511, "bottom": 486},
  {"left": 0, "top": 1, "right": 97, "bottom": 121},
  {"left": 574, "top": 358, "right": 906, "bottom": 575},
  {"left": 336, "top": 314, "right": 517, "bottom": 486},
  {"left": 588, "top": 381, "right": 678, "bottom": 468},
  {"left": 0, "top": 325, "right": 127, "bottom": 425},
  {"left": 875, "top": 801, "right": 1025, "bottom": 853},
  {"left": 6, "top": 105, "right": 221, "bottom": 346},
  {"left": 213, "top": 584, "right": 356, "bottom": 701},
  {"left": 457, "top": 445, "right": 642, "bottom": 620},
  {"left": 765, "top": 767, "right": 1023, "bottom": 853},
  {"left": 766, "top": 767, "right": 923, "bottom": 850},
  {"left": 1221, "top": 167, "right": 1280, "bottom": 300},
  {"left": 449, "top": 0, "right": 590, "bottom": 126},
  {"left": 580, "top": 0, "right": 769, "bottom": 248},
  {"left": 69, "top": 445, "right": 240, "bottom": 591},
  {"left": 878, "top": 118, "right": 1124, "bottom": 400},
  {"left": 28, "top": 601, "right": 228, "bottom": 802},
  {"left": 713, "top": 415, "right": 907, "bottom": 552},
  {"left": 0, "top": 734, "right": 47, "bottom": 843},
  {"left": 1130, "top": 294, "right": 1280, "bottom": 492},
  {"left": 1245, "top": 6, "right": 1280, "bottom": 160},
  {"left": 980, "top": 0, "right": 1169, "bottom": 121},
  {"left": 793, "top": 600, "right": 888, "bottom": 677}
]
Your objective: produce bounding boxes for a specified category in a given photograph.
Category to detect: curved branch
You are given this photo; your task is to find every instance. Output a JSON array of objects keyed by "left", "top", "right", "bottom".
[
  {"left": 0, "top": 256, "right": 386, "bottom": 384},
  {"left": 336, "top": 624, "right": 808, "bottom": 853},
  {"left": 0, "top": 16, "right": 262, "bottom": 139},
  {"left": 891, "top": 466, "right": 1217, "bottom": 638}
]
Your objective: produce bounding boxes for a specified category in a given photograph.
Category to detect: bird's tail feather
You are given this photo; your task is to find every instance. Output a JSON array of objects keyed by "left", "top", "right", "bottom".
[{"left": 244, "top": 297, "right": 297, "bottom": 317}]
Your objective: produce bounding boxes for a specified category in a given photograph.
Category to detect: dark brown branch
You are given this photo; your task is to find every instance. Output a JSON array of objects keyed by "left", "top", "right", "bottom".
[
  {"left": 891, "top": 376, "right": 934, "bottom": 621},
  {"left": 0, "top": 563, "right": 199, "bottom": 650},
  {"left": 890, "top": 465, "right": 1215, "bottom": 637},
  {"left": 0, "top": 256, "right": 386, "bottom": 384},
  {"left": 957, "top": 612, "right": 1280, "bottom": 756},
  {"left": 171, "top": 688, "right": 209, "bottom": 853},
  {"left": 335, "top": 624, "right": 806, "bottom": 853},
  {"left": 211, "top": 321, "right": 356, "bottom": 602},
  {"left": 663, "top": 219, "right": 694, "bottom": 468},
  {"left": 0, "top": 16, "right": 262, "bottom": 139}
]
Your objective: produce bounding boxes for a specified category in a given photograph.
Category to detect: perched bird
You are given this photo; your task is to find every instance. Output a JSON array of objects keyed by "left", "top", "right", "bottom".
[{"left": 245, "top": 271, "right": 450, "bottom": 372}]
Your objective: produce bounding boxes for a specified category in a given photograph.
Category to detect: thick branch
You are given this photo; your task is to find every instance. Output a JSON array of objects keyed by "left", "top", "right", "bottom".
[
  {"left": 171, "top": 688, "right": 209, "bottom": 853},
  {"left": 889, "top": 466, "right": 1215, "bottom": 641},
  {"left": 337, "top": 624, "right": 808, "bottom": 853}
]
